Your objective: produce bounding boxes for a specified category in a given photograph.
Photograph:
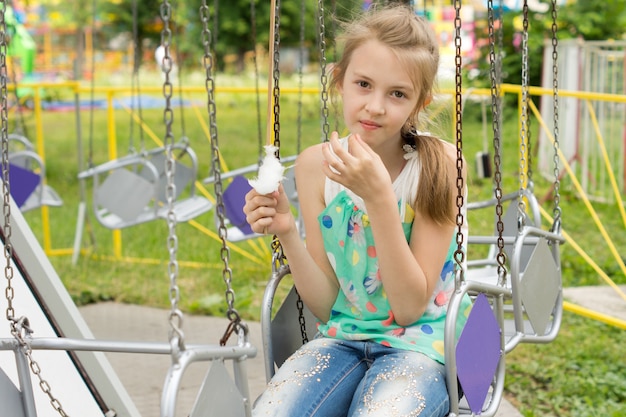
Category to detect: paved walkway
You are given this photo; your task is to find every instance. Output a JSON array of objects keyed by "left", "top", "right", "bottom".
[{"left": 79, "top": 285, "right": 625, "bottom": 417}]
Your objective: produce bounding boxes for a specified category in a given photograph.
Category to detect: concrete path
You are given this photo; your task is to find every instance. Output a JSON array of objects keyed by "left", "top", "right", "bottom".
[{"left": 562, "top": 285, "right": 626, "bottom": 324}]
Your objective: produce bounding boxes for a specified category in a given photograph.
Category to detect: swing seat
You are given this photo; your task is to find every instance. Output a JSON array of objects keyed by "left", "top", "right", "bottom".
[
  {"left": 7, "top": 134, "right": 63, "bottom": 212},
  {"left": 259, "top": 261, "right": 510, "bottom": 417},
  {"left": 465, "top": 189, "right": 565, "bottom": 352},
  {"left": 78, "top": 143, "right": 213, "bottom": 230}
]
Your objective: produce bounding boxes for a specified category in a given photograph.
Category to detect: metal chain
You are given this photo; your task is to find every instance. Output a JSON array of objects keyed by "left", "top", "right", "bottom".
[
  {"left": 550, "top": 0, "right": 562, "bottom": 230},
  {"left": 295, "top": 287, "right": 309, "bottom": 344},
  {"left": 1, "top": 1, "right": 14, "bottom": 327},
  {"left": 487, "top": 0, "right": 507, "bottom": 284},
  {"left": 452, "top": 0, "right": 465, "bottom": 283},
  {"left": 517, "top": 0, "right": 530, "bottom": 227},
  {"left": 317, "top": 0, "right": 330, "bottom": 143},
  {"left": 1, "top": 4, "right": 68, "bottom": 415},
  {"left": 270, "top": 0, "right": 286, "bottom": 258},
  {"left": 271, "top": 0, "right": 281, "bottom": 155},
  {"left": 200, "top": 0, "right": 243, "bottom": 344},
  {"left": 160, "top": 0, "right": 185, "bottom": 353}
]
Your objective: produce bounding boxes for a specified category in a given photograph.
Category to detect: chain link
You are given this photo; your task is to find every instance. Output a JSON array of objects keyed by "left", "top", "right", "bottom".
[
  {"left": 517, "top": 0, "right": 530, "bottom": 227},
  {"left": 295, "top": 287, "right": 309, "bottom": 344},
  {"left": 318, "top": 0, "right": 330, "bottom": 143},
  {"left": 272, "top": 0, "right": 281, "bottom": 155},
  {"left": 452, "top": 0, "right": 465, "bottom": 283},
  {"left": 1, "top": 3, "right": 68, "bottom": 414},
  {"left": 159, "top": 0, "right": 185, "bottom": 353},
  {"left": 487, "top": 0, "right": 507, "bottom": 284},
  {"left": 1, "top": 0, "right": 13, "bottom": 324},
  {"left": 200, "top": 0, "right": 243, "bottom": 343},
  {"left": 550, "top": 0, "right": 562, "bottom": 229},
  {"left": 269, "top": 0, "right": 287, "bottom": 260}
]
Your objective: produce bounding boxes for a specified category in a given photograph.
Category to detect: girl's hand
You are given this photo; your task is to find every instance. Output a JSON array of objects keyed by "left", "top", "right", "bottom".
[
  {"left": 243, "top": 184, "right": 294, "bottom": 236},
  {"left": 321, "top": 132, "right": 392, "bottom": 201}
]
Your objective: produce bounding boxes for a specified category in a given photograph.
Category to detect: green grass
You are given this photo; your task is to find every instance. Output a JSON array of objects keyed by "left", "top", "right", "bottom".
[{"left": 13, "top": 71, "right": 626, "bottom": 416}]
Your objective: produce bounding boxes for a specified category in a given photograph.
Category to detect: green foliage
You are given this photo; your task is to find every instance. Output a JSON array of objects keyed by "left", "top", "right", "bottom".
[
  {"left": 558, "top": 0, "right": 626, "bottom": 41},
  {"left": 91, "top": 0, "right": 364, "bottom": 72},
  {"left": 506, "top": 314, "right": 626, "bottom": 417},
  {"left": 470, "top": 9, "right": 556, "bottom": 90}
]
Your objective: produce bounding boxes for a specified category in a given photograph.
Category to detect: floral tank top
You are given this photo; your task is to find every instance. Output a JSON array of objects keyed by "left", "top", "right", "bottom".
[{"left": 316, "top": 137, "right": 471, "bottom": 365}]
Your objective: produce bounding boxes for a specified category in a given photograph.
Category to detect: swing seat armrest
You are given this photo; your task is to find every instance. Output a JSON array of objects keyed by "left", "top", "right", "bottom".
[
  {"left": 466, "top": 191, "right": 519, "bottom": 211},
  {"left": 7, "top": 133, "right": 35, "bottom": 152},
  {"left": 9, "top": 150, "right": 45, "bottom": 174},
  {"left": 260, "top": 264, "right": 292, "bottom": 382},
  {"left": 203, "top": 155, "right": 297, "bottom": 184}
]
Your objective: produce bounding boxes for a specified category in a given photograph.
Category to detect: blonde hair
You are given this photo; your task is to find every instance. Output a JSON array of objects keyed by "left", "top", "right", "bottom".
[{"left": 329, "top": 5, "right": 455, "bottom": 225}]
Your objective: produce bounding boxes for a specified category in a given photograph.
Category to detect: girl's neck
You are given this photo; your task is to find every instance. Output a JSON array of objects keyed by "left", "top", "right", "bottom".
[{"left": 375, "top": 140, "right": 407, "bottom": 183}]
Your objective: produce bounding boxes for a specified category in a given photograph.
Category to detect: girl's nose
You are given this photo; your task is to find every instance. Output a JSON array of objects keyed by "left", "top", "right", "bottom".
[{"left": 365, "top": 95, "right": 385, "bottom": 115}]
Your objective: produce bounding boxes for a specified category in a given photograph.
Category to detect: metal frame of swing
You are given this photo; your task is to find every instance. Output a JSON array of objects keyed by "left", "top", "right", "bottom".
[{"left": 7, "top": 133, "right": 63, "bottom": 212}]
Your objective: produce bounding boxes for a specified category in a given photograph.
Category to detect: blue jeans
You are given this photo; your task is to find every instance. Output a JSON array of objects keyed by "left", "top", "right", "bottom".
[{"left": 253, "top": 338, "right": 449, "bottom": 417}]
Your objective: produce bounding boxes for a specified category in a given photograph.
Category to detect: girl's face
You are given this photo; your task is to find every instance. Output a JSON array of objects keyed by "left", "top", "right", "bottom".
[{"left": 337, "top": 40, "right": 418, "bottom": 151}]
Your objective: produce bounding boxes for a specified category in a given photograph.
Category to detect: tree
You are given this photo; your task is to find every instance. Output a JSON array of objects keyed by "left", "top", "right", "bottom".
[
  {"left": 469, "top": 1, "right": 626, "bottom": 93},
  {"left": 99, "top": 0, "right": 163, "bottom": 72}
]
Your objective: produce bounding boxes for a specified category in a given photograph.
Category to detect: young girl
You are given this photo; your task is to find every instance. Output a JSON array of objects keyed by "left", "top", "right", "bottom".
[{"left": 244, "top": 5, "right": 470, "bottom": 417}]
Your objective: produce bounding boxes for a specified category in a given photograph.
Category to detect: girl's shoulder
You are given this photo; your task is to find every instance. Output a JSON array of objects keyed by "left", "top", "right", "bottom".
[
  {"left": 295, "top": 143, "right": 327, "bottom": 196},
  {"left": 296, "top": 142, "right": 325, "bottom": 165}
]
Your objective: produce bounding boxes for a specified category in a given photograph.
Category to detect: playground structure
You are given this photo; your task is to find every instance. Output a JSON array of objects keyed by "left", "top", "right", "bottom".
[
  {"left": 1, "top": 1, "right": 625, "bottom": 417},
  {"left": 539, "top": 39, "right": 626, "bottom": 203}
]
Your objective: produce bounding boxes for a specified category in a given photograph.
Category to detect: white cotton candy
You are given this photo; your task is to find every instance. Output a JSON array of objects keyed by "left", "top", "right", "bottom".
[{"left": 248, "top": 145, "right": 286, "bottom": 194}]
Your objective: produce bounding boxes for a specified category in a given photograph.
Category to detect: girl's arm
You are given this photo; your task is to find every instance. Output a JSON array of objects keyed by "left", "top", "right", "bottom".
[{"left": 244, "top": 144, "right": 339, "bottom": 322}]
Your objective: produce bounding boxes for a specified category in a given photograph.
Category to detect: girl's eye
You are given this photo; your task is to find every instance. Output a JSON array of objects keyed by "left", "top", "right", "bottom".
[
  {"left": 392, "top": 91, "right": 405, "bottom": 99},
  {"left": 357, "top": 80, "right": 369, "bottom": 88}
]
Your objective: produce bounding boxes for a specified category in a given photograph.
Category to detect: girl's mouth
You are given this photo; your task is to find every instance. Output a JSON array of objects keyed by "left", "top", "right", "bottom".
[{"left": 360, "top": 120, "right": 380, "bottom": 130}]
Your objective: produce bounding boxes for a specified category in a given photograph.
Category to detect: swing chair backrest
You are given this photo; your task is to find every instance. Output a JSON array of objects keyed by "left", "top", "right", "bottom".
[
  {"left": 7, "top": 133, "right": 35, "bottom": 169},
  {"left": 138, "top": 142, "right": 199, "bottom": 203},
  {"left": 463, "top": 185, "right": 564, "bottom": 348},
  {"left": 260, "top": 265, "right": 318, "bottom": 381},
  {"left": 6, "top": 134, "right": 63, "bottom": 212},
  {"left": 466, "top": 188, "right": 541, "bottom": 275},
  {"left": 79, "top": 143, "right": 212, "bottom": 229}
]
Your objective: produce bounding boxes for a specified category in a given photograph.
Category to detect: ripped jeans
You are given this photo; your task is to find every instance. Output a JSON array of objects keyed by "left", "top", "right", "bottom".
[{"left": 253, "top": 338, "right": 449, "bottom": 417}]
